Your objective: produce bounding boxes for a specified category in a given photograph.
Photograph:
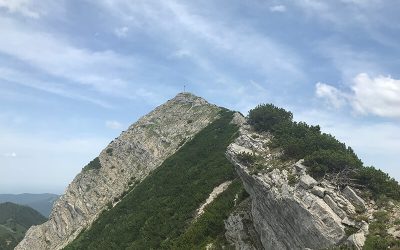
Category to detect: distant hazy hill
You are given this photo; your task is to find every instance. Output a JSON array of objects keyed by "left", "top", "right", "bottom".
[
  {"left": 0, "top": 202, "right": 46, "bottom": 250},
  {"left": 0, "top": 193, "right": 59, "bottom": 217}
]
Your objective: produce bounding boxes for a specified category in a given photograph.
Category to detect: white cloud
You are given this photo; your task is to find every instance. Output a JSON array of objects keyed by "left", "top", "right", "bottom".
[
  {"left": 315, "top": 73, "right": 400, "bottom": 118},
  {"left": 351, "top": 73, "right": 400, "bottom": 118},
  {"left": 269, "top": 5, "right": 287, "bottom": 12},
  {"left": 114, "top": 26, "right": 129, "bottom": 38},
  {"left": 3, "top": 152, "right": 17, "bottom": 157},
  {"left": 105, "top": 120, "right": 123, "bottom": 130},
  {"left": 315, "top": 82, "right": 347, "bottom": 108},
  {"left": 0, "top": 0, "right": 40, "bottom": 18},
  {"left": 171, "top": 49, "right": 191, "bottom": 58}
]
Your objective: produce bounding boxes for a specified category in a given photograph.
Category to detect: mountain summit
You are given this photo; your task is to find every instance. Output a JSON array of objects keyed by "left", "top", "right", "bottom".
[
  {"left": 17, "top": 92, "right": 222, "bottom": 250},
  {"left": 17, "top": 93, "right": 400, "bottom": 250}
]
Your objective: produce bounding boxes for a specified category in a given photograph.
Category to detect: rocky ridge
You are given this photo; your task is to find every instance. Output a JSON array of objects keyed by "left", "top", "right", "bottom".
[
  {"left": 225, "top": 118, "right": 397, "bottom": 250},
  {"left": 16, "top": 93, "right": 221, "bottom": 250}
]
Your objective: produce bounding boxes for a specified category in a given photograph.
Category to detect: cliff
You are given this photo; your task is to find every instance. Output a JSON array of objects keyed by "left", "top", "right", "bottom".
[
  {"left": 16, "top": 93, "right": 221, "bottom": 250},
  {"left": 225, "top": 119, "right": 398, "bottom": 249}
]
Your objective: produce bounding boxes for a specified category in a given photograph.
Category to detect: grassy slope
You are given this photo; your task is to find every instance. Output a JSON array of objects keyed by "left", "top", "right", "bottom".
[
  {"left": 65, "top": 110, "right": 241, "bottom": 250},
  {"left": 0, "top": 202, "right": 46, "bottom": 250}
]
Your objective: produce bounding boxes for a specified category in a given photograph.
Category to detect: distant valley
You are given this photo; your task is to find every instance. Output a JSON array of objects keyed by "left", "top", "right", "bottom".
[
  {"left": 0, "top": 202, "right": 46, "bottom": 250},
  {"left": 0, "top": 193, "right": 59, "bottom": 218}
]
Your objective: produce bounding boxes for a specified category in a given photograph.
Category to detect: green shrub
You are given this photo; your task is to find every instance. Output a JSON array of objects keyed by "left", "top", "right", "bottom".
[
  {"left": 83, "top": 157, "right": 101, "bottom": 171},
  {"left": 170, "top": 180, "right": 247, "bottom": 249},
  {"left": 236, "top": 152, "right": 257, "bottom": 165},
  {"left": 356, "top": 167, "right": 400, "bottom": 200},
  {"left": 247, "top": 104, "right": 400, "bottom": 201},
  {"left": 304, "top": 149, "right": 362, "bottom": 178},
  {"left": 248, "top": 104, "right": 293, "bottom": 132},
  {"left": 65, "top": 110, "right": 240, "bottom": 250},
  {"left": 287, "top": 173, "right": 298, "bottom": 186},
  {"left": 364, "top": 235, "right": 389, "bottom": 250},
  {"left": 106, "top": 148, "right": 113, "bottom": 156}
]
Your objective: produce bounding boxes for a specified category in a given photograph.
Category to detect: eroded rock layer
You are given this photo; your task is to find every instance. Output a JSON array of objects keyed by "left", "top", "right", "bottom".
[{"left": 226, "top": 121, "right": 375, "bottom": 250}]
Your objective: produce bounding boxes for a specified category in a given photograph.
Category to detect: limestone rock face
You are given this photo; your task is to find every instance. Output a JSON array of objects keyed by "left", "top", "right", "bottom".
[
  {"left": 224, "top": 199, "right": 262, "bottom": 250},
  {"left": 16, "top": 93, "right": 221, "bottom": 250},
  {"left": 225, "top": 122, "right": 372, "bottom": 250}
]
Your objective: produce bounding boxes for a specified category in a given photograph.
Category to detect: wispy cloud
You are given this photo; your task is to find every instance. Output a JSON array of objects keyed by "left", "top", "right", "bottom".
[
  {"left": 0, "top": 0, "right": 40, "bottom": 18},
  {"left": 0, "top": 67, "right": 113, "bottom": 108},
  {"left": 315, "top": 73, "right": 400, "bottom": 118},
  {"left": 269, "top": 5, "right": 287, "bottom": 13},
  {"left": 114, "top": 26, "right": 129, "bottom": 38},
  {"left": 105, "top": 120, "right": 123, "bottom": 130},
  {"left": 3, "top": 152, "right": 17, "bottom": 157},
  {"left": 0, "top": 16, "right": 135, "bottom": 96},
  {"left": 315, "top": 82, "right": 347, "bottom": 108},
  {"left": 91, "top": 0, "right": 304, "bottom": 83}
]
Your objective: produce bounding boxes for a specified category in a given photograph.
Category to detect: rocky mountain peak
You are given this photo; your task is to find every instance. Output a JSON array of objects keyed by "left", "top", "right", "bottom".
[
  {"left": 16, "top": 93, "right": 222, "bottom": 250},
  {"left": 171, "top": 92, "right": 209, "bottom": 105}
]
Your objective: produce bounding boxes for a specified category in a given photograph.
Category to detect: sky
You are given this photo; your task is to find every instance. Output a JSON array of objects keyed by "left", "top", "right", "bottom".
[{"left": 0, "top": 0, "right": 399, "bottom": 194}]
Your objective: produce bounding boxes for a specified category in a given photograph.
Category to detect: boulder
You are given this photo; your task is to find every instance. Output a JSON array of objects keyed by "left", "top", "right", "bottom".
[
  {"left": 347, "top": 231, "right": 366, "bottom": 250},
  {"left": 342, "top": 186, "right": 366, "bottom": 212},
  {"left": 299, "top": 175, "right": 318, "bottom": 189},
  {"left": 324, "top": 194, "right": 347, "bottom": 219},
  {"left": 311, "top": 186, "right": 325, "bottom": 198}
]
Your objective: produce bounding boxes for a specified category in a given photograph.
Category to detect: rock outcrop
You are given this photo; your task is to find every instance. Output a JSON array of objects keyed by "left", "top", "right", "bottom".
[
  {"left": 17, "top": 93, "right": 221, "bottom": 250},
  {"left": 226, "top": 120, "right": 372, "bottom": 250},
  {"left": 224, "top": 199, "right": 262, "bottom": 250}
]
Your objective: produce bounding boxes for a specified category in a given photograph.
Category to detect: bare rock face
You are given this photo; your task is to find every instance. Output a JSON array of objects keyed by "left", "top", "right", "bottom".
[
  {"left": 16, "top": 93, "right": 221, "bottom": 250},
  {"left": 224, "top": 199, "right": 262, "bottom": 250},
  {"left": 226, "top": 122, "right": 372, "bottom": 250}
]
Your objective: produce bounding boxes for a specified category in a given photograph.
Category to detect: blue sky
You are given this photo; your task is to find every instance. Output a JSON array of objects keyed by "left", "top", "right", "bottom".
[{"left": 0, "top": 0, "right": 399, "bottom": 194}]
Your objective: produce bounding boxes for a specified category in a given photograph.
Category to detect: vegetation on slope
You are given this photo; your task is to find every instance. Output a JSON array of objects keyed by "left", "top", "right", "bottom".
[
  {"left": 0, "top": 202, "right": 46, "bottom": 250},
  {"left": 249, "top": 104, "right": 400, "bottom": 249},
  {"left": 248, "top": 104, "right": 400, "bottom": 201},
  {"left": 170, "top": 179, "right": 248, "bottom": 249},
  {"left": 65, "top": 110, "right": 241, "bottom": 249},
  {"left": 82, "top": 157, "right": 101, "bottom": 172}
]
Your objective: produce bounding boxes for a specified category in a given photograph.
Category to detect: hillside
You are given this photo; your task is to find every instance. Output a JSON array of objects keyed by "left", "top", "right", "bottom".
[
  {"left": 16, "top": 93, "right": 400, "bottom": 250},
  {"left": 65, "top": 110, "right": 244, "bottom": 249},
  {"left": 0, "top": 193, "right": 59, "bottom": 217},
  {"left": 0, "top": 202, "right": 46, "bottom": 250},
  {"left": 16, "top": 93, "right": 223, "bottom": 250}
]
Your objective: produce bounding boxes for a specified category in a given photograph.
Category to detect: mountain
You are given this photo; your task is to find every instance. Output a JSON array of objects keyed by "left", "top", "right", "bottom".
[
  {"left": 16, "top": 93, "right": 400, "bottom": 250},
  {"left": 0, "top": 202, "right": 46, "bottom": 250},
  {"left": 0, "top": 193, "right": 59, "bottom": 217}
]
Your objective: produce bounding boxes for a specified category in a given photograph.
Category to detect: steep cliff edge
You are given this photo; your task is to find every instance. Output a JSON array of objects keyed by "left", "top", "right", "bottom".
[
  {"left": 226, "top": 120, "right": 399, "bottom": 249},
  {"left": 17, "top": 93, "right": 221, "bottom": 250}
]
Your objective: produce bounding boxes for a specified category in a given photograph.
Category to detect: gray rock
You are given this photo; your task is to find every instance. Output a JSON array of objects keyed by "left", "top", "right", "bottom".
[
  {"left": 294, "top": 159, "right": 306, "bottom": 173},
  {"left": 342, "top": 217, "right": 356, "bottom": 227},
  {"left": 226, "top": 128, "right": 346, "bottom": 250},
  {"left": 311, "top": 186, "right": 325, "bottom": 198},
  {"left": 347, "top": 231, "right": 366, "bottom": 250},
  {"left": 17, "top": 93, "right": 221, "bottom": 250},
  {"left": 299, "top": 175, "right": 318, "bottom": 189},
  {"left": 342, "top": 186, "right": 366, "bottom": 212},
  {"left": 388, "top": 227, "right": 400, "bottom": 239},
  {"left": 224, "top": 199, "right": 262, "bottom": 250},
  {"left": 324, "top": 194, "right": 347, "bottom": 219}
]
